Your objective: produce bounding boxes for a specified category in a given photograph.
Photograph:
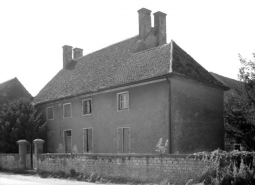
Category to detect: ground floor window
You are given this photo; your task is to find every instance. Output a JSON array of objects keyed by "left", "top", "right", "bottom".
[
  {"left": 117, "top": 127, "right": 130, "bottom": 153},
  {"left": 64, "top": 130, "right": 72, "bottom": 153},
  {"left": 83, "top": 128, "right": 93, "bottom": 153},
  {"left": 47, "top": 131, "right": 54, "bottom": 153}
]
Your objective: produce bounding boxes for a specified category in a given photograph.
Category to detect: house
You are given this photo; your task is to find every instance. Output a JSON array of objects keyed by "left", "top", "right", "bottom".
[
  {"left": 34, "top": 8, "right": 229, "bottom": 154},
  {"left": 0, "top": 77, "right": 32, "bottom": 109}
]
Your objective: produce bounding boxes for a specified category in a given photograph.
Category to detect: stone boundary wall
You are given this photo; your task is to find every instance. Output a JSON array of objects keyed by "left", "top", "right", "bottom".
[
  {"left": 0, "top": 153, "right": 26, "bottom": 170},
  {"left": 36, "top": 153, "right": 209, "bottom": 184}
]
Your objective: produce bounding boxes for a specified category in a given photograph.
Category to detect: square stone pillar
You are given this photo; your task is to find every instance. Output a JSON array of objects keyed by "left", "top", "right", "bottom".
[{"left": 16, "top": 140, "right": 28, "bottom": 169}]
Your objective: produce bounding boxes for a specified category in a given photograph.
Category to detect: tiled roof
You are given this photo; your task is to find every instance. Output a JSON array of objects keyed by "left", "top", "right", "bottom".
[
  {"left": 0, "top": 77, "right": 32, "bottom": 107},
  {"left": 210, "top": 72, "right": 245, "bottom": 97},
  {"left": 34, "top": 36, "right": 227, "bottom": 104}
]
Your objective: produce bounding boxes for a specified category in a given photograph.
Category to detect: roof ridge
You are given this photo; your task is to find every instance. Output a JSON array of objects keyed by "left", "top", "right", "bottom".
[
  {"left": 133, "top": 42, "right": 171, "bottom": 54},
  {"left": 0, "top": 77, "right": 17, "bottom": 85},
  {"left": 77, "top": 35, "right": 139, "bottom": 60}
]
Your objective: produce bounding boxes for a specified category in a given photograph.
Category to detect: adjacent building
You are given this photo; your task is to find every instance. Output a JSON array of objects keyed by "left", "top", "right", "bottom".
[
  {"left": 34, "top": 8, "right": 229, "bottom": 154},
  {"left": 0, "top": 77, "right": 32, "bottom": 109}
]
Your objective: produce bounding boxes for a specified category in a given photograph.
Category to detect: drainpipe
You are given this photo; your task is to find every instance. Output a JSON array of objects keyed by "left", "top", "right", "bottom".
[{"left": 166, "top": 78, "right": 171, "bottom": 154}]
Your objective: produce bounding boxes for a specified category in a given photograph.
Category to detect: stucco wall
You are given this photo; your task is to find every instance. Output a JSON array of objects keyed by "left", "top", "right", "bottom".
[
  {"left": 170, "top": 78, "right": 224, "bottom": 154},
  {"left": 35, "top": 153, "right": 208, "bottom": 184},
  {"left": 41, "top": 80, "right": 169, "bottom": 154}
]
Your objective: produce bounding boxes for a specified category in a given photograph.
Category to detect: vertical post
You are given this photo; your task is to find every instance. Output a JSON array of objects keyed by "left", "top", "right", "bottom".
[
  {"left": 17, "top": 140, "right": 28, "bottom": 169},
  {"left": 33, "top": 139, "right": 44, "bottom": 170}
]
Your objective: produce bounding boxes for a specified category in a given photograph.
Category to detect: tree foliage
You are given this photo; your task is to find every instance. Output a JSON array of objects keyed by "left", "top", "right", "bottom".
[
  {"left": 0, "top": 99, "right": 46, "bottom": 153},
  {"left": 224, "top": 53, "right": 255, "bottom": 151}
]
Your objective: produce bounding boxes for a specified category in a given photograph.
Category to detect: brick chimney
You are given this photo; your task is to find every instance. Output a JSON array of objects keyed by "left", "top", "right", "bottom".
[
  {"left": 63, "top": 45, "right": 73, "bottom": 69},
  {"left": 73, "top": 48, "right": 83, "bottom": 59},
  {"left": 138, "top": 8, "right": 152, "bottom": 40},
  {"left": 154, "top": 11, "right": 167, "bottom": 45}
]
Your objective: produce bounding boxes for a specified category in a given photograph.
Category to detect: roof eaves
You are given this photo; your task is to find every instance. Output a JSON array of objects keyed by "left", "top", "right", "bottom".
[
  {"left": 171, "top": 71, "right": 230, "bottom": 91},
  {"left": 35, "top": 73, "right": 173, "bottom": 106}
]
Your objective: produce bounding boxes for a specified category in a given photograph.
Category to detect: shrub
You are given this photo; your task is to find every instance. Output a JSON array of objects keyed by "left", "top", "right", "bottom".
[{"left": 191, "top": 149, "right": 255, "bottom": 185}]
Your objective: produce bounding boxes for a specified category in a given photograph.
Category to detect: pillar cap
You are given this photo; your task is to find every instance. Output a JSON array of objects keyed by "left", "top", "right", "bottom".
[
  {"left": 33, "top": 139, "right": 45, "bottom": 144},
  {"left": 17, "top": 140, "right": 28, "bottom": 144}
]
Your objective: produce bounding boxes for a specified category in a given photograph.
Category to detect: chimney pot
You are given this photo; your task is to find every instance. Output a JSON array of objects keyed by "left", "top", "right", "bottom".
[
  {"left": 153, "top": 11, "right": 167, "bottom": 45},
  {"left": 63, "top": 45, "right": 73, "bottom": 69},
  {"left": 137, "top": 8, "right": 152, "bottom": 40},
  {"left": 73, "top": 48, "right": 83, "bottom": 59}
]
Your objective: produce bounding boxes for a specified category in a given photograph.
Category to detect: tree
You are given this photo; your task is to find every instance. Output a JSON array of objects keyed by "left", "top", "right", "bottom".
[
  {"left": 224, "top": 53, "right": 255, "bottom": 151},
  {"left": 0, "top": 99, "right": 46, "bottom": 153}
]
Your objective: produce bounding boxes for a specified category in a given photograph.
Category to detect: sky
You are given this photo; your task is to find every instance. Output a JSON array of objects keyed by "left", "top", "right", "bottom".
[{"left": 1, "top": 0, "right": 255, "bottom": 96}]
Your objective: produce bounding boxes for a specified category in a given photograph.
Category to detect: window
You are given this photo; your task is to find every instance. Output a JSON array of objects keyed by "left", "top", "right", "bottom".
[
  {"left": 64, "top": 130, "right": 72, "bottom": 153},
  {"left": 82, "top": 99, "right": 92, "bottom": 115},
  {"left": 47, "top": 131, "right": 54, "bottom": 153},
  {"left": 46, "top": 106, "right": 54, "bottom": 120},
  {"left": 63, "top": 103, "right": 72, "bottom": 118},
  {"left": 117, "top": 92, "right": 129, "bottom": 111},
  {"left": 117, "top": 127, "right": 130, "bottom": 153},
  {"left": 83, "top": 128, "right": 93, "bottom": 153}
]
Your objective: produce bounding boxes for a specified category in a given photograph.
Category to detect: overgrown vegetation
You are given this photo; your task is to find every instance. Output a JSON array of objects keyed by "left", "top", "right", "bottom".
[
  {"left": 191, "top": 149, "right": 255, "bottom": 185},
  {"left": 224, "top": 53, "right": 255, "bottom": 151},
  {"left": 0, "top": 99, "right": 47, "bottom": 153},
  {"left": 155, "top": 138, "right": 169, "bottom": 154}
]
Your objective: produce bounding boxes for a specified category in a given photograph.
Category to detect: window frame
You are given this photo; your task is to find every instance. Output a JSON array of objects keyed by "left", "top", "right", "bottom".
[
  {"left": 63, "top": 103, "right": 72, "bottom": 118},
  {"left": 82, "top": 98, "right": 92, "bottom": 116},
  {"left": 83, "top": 127, "right": 93, "bottom": 153},
  {"left": 117, "top": 91, "right": 129, "bottom": 111},
  {"left": 46, "top": 106, "right": 54, "bottom": 120}
]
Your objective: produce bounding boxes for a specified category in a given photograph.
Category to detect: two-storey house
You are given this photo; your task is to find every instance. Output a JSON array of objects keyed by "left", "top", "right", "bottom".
[{"left": 34, "top": 8, "right": 229, "bottom": 154}]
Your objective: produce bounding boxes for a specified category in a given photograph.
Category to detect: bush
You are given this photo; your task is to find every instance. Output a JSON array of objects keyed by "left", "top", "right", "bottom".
[{"left": 192, "top": 149, "right": 255, "bottom": 185}]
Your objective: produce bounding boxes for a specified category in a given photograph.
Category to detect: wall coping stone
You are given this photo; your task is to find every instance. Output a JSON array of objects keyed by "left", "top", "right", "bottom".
[{"left": 37, "top": 153, "right": 203, "bottom": 159}]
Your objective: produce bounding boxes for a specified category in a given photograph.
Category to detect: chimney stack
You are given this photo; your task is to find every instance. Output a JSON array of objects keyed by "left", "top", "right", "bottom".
[
  {"left": 154, "top": 11, "right": 167, "bottom": 45},
  {"left": 73, "top": 48, "right": 83, "bottom": 59},
  {"left": 137, "top": 8, "right": 152, "bottom": 40},
  {"left": 63, "top": 45, "right": 73, "bottom": 69}
]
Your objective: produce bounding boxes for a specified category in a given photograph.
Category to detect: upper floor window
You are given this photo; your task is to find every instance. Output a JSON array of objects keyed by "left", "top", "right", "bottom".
[
  {"left": 117, "top": 92, "right": 129, "bottom": 111},
  {"left": 63, "top": 103, "right": 72, "bottom": 118},
  {"left": 46, "top": 106, "right": 54, "bottom": 120},
  {"left": 82, "top": 99, "right": 92, "bottom": 115}
]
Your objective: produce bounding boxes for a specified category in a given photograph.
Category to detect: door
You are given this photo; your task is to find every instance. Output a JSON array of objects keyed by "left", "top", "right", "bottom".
[{"left": 64, "top": 130, "right": 72, "bottom": 153}]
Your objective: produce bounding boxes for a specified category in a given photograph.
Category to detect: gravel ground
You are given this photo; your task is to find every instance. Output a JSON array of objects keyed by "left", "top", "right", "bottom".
[{"left": 0, "top": 172, "right": 106, "bottom": 185}]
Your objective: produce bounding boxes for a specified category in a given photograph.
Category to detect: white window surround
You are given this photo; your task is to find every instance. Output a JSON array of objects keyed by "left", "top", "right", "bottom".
[
  {"left": 46, "top": 106, "right": 54, "bottom": 120},
  {"left": 117, "top": 91, "right": 129, "bottom": 111},
  {"left": 82, "top": 98, "right": 92, "bottom": 116},
  {"left": 63, "top": 103, "right": 72, "bottom": 118}
]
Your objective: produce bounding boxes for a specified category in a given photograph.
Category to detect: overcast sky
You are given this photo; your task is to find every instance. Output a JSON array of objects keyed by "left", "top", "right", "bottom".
[{"left": 1, "top": 0, "right": 255, "bottom": 96}]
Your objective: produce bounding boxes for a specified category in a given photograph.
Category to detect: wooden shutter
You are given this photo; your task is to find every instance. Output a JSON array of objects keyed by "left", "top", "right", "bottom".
[
  {"left": 117, "top": 128, "right": 123, "bottom": 153},
  {"left": 83, "top": 129, "right": 87, "bottom": 153},
  {"left": 88, "top": 129, "right": 93, "bottom": 152},
  {"left": 123, "top": 128, "right": 130, "bottom": 153}
]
